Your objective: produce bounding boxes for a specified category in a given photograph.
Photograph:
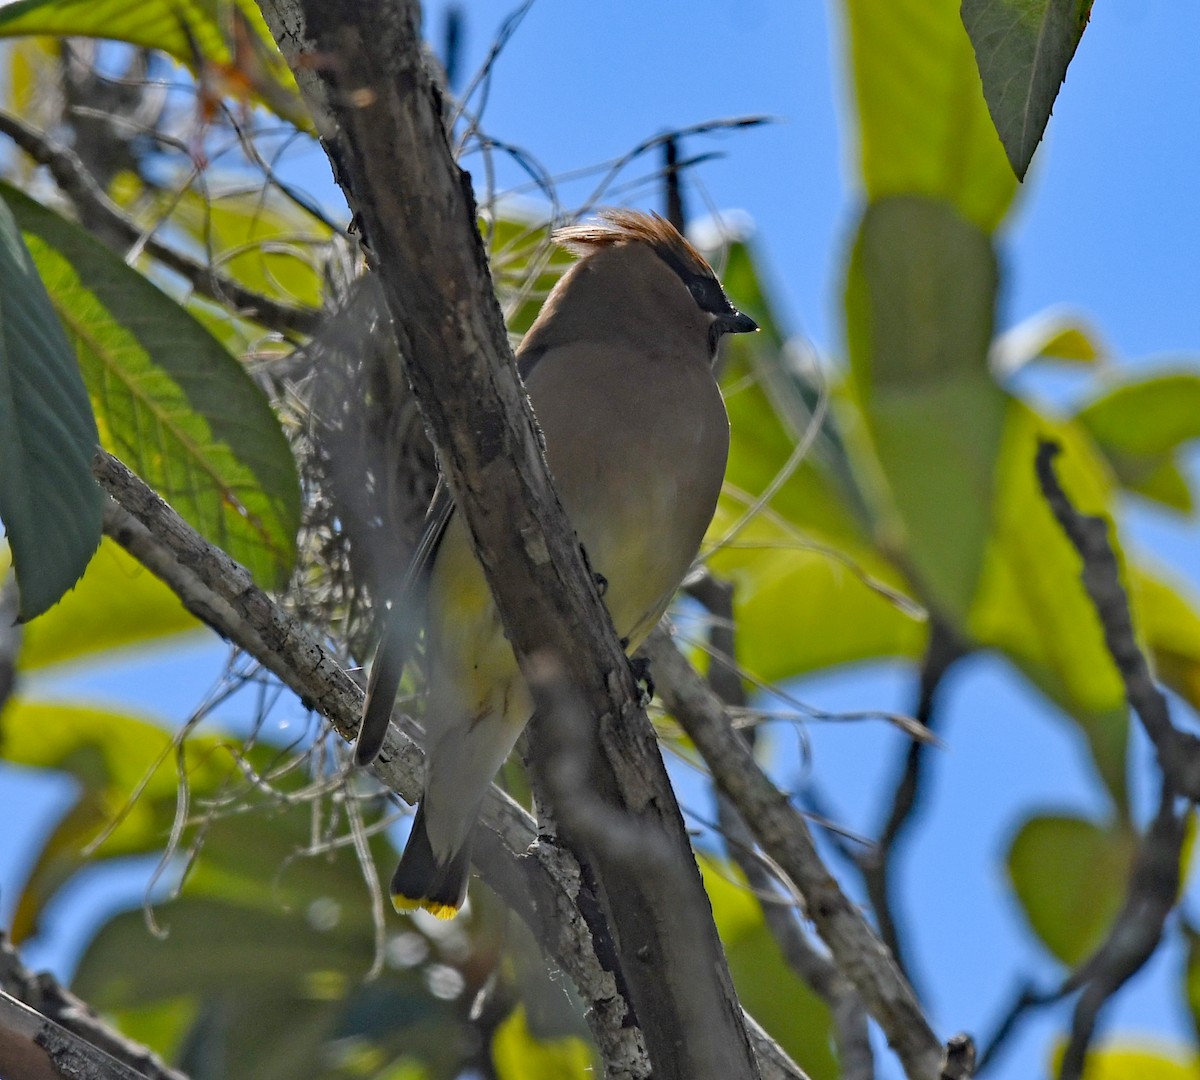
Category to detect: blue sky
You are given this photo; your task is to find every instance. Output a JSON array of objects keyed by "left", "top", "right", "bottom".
[{"left": 2, "top": 2, "right": 1199, "bottom": 1079}]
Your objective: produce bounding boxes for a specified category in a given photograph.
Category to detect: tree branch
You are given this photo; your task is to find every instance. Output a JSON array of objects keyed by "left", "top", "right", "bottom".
[
  {"left": 1035, "top": 439, "right": 1200, "bottom": 800},
  {"left": 688, "top": 573, "right": 874, "bottom": 1080},
  {"left": 0, "top": 931, "right": 189, "bottom": 1080},
  {"left": 253, "top": 1, "right": 763, "bottom": 1077},
  {"left": 92, "top": 448, "right": 807, "bottom": 1080},
  {"left": 0, "top": 110, "right": 323, "bottom": 340},
  {"left": 859, "top": 619, "right": 962, "bottom": 984},
  {"left": 644, "top": 624, "right": 956, "bottom": 1080}
]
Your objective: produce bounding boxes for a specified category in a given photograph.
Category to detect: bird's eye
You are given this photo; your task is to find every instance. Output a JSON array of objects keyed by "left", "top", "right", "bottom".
[{"left": 687, "top": 279, "right": 708, "bottom": 304}]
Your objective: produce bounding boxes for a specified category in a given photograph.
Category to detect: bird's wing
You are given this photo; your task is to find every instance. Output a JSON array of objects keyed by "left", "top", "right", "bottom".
[
  {"left": 356, "top": 483, "right": 455, "bottom": 766},
  {"left": 356, "top": 343, "right": 547, "bottom": 767}
]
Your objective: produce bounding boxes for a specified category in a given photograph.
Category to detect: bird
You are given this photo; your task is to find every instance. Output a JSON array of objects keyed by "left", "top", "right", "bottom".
[{"left": 357, "top": 209, "right": 757, "bottom": 918}]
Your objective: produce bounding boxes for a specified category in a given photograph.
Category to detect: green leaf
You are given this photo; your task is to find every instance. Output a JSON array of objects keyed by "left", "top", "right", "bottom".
[
  {"left": 0, "top": 0, "right": 310, "bottom": 130},
  {"left": 844, "top": 0, "right": 1018, "bottom": 231},
  {"left": 1076, "top": 373, "right": 1200, "bottom": 457},
  {"left": 1135, "top": 564, "right": 1200, "bottom": 717},
  {"left": 1007, "top": 814, "right": 1135, "bottom": 966},
  {"left": 0, "top": 192, "right": 102, "bottom": 620},
  {"left": 117, "top": 178, "right": 332, "bottom": 311},
  {"left": 3, "top": 184, "right": 301, "bottom": 587},
  {"left": 708, "top": 530, "right": 926, "bottom": 685},
  {"left": 701, "top": 860, "right": 838, "bottom": 1080},
  {"left": 1074, "top": 373, "right": 1200, "bottom": 511},
  {"left": 845, "top": 196, "right": 1004, "bottom": 624},
  {"left": 961, "top": 0, "right": 1093, "bottom": 180},
  {"left": 72, "top": 808, "right": 468, "bottom": 1080},
  {"left": 990, "top": 307, "right": 1107, "bottom": 376},
  {"left": 0, "top": 700, "right": 235, "bottom": 941},
  {"left": 17, "top": 537, "right": 201, "bottom": 671},
  {"left": 969, "top": 402, "right": 1130, "bottom": 803},
  {"left": 492, "top": 1007, "right": 594, "bottom": 1080}
]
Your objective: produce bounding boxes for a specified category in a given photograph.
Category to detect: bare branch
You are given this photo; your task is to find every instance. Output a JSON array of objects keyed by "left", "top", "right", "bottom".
[
  {"left": 1057, "top": 787, "right": 1184, "bottom": 1080},
  {"left": 1035, "top": 439, "right": 1200, "bottom": 799},
  {"left": 1, "top": 931, "right": 187, "bottom": 1080},
  {"left": 644, "top": 625, "right": 953, "bottom": 1080},
  {"left": 688, "top": 573, "right": 874, "bottom": 1080},
  {"left": 859, "top": 620, "right": 962, "bottom": 984},
  {"left": 255, "top": 1, "right": 764, "bottom": 1076},
  {"left": 0, "top": 110, "right": 324, "bottom": 339},
  {"left": 93, "top": 448, "right": 806, "bottom": 1080}
]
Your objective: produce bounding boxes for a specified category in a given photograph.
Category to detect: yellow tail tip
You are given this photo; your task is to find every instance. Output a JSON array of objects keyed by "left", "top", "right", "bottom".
[{"left": 391, "top": 893, "right": 460, "bottom": 920}]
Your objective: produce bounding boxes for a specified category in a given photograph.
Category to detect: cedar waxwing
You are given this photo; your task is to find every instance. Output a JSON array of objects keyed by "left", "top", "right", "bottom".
[{"left": 358, "top": 210, "right": 757, "bottom": 918}]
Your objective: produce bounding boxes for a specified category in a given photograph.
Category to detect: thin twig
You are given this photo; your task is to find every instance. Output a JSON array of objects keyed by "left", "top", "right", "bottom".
[
  {"left": 0, "top": 931, "right": 188, "bottom": 1080},
  {"left": 690, "top": 573, "right": 874, "bottom": 1080},
  {"left": 0, "top": 110, "right": 323, "bottom": 338},
  {"left": 1035, "top": 439, "right": 1200, "bottom": 799},
  {"left": 644, "top": 624, "right": 955, "bottom": 1080},
  {"left": 94, "top": 446, "right": 806, "bottom": 1080},
  {"left": 858, "top": 620, "right": 961, "bottom": 984}
]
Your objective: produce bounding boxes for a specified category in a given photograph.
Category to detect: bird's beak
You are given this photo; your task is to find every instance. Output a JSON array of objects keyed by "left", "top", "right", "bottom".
[{"left": 718, "top": 310, "right": 759, "bottom": 336}]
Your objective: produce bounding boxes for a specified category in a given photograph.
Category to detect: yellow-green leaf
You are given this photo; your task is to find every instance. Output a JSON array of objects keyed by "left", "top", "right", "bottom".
[
  {"left": 845, "top": 195, "right": 1004, "bottom": 624},
  {"left": 969, "top": 402, "right": 1130, "bottom": 803},
  {"left": 0, "top": 0, "right": 310, "bottom": 130},
  {"left": 1008, "top": 814, "right": 1135, "bottom": 966},
  {"left": 5, "top": 183, "right": 300, "bottom": 588},
  {"left": 1134, "top": 564, "right": 1200, "bottom": 716},
  {"left": 18, "top": 537, "right": 202, "bottom": 671},
  {"left": 843, "top": 0, "right": 1018, "bottom": 231},
  {"left": 492, "top": 1006, "right": 594, "bottom": 1080},
  {"left": 0, "top": 700, "right": 234, "bottom": 940},
  {"left": 1051, "top": 1043, "right": 1200, "bottom": 1080},
  {"left": 701, "top": 859, "right": 838, "bottom": 1080},
  {"left": 990, "top": 307, "right": 1108, "bottom": 377}
]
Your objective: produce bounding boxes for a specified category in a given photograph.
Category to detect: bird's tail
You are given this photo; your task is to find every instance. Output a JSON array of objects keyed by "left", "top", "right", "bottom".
[{"left": 390, "top": 801, "right": 472, "bottom": 919}]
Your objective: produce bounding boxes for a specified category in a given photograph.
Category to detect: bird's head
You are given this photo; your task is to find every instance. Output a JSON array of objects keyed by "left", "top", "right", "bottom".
[{"left": 543, "top": 210, "right": 758, "bottom": 360}]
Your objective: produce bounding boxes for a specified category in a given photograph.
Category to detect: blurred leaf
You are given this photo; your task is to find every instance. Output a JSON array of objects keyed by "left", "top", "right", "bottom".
[
  {"left": 2, "top": 37, "right": 58, "bottom": 130},
  {"left": 488, "top": 216, "right": 572, "bottom": 337},
  {"left": 961, "top": 0, "right": 1093, "bottom": 180},
  {"left": 1075, "top": 372, "right": 1200, "bottom": 512},
  {"left": 18, "top": 537, "right": 201, "bottom": 671},
  {"left": 0, "top": 192, "right": 102, "bottom": 621},
  {"left": 0, "top": 701, "right": 235, "bottom": 940},
  {"left": 1135, "top": 565, "right": 1200, "bottom": 715},
  {"left": 119, "top": 178, "right": 332, "bottom": 311},
  {"left": 990, "top": 307, "right": 1107, "bottom": 377},
  {"left": 4, "top": 183, "right": 301, "bottom": 588},
  {"left": 73, "top": 806, "right": 471, "bottom": 1080},
  {"left": 77, "top": 901, "right": 362, "bottom": 1080},
  {"left": 969, "top": 402, "right": 1130, "bottom": 804},
  {"left": 108, "top": 997, "right": 198, "bottom": 1068},
  {"left": 492, "top": 1006, "right": 593, "bottom": 1080},
  {"left": 1008, "top": 814, "right": 1135, "bottom": 966},
  {"left": 0, "top": 0, "right": 310, "bottom": 129},
  {"left": 1050, "top": 1043, "right": 1200, "bottom": 1080},
  {"left": 844, "top": 0, "right": 1018, "bottom": 231},
  {"left": 696, "top": 233, "right": 925, "bottom": 682},
  {"left": 1076, "top": 373, "right": 1200, "bottom": 457},
  {"left": 702, "top": 860, "right": 838, "bottom": 1080},
  {"left": 708, "top": 522, "right": 926, "bottom": 685},
  {"left": 1184, "top": 923, "right": 1200, "bottom": 1045},
  {"left": 845, "top": 195, "right": 1003, "bottom": 624}
]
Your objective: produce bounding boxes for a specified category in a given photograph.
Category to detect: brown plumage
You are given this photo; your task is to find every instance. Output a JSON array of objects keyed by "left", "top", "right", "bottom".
[{"left": 359, "top": 210, "right": 757, "bottom": 918}]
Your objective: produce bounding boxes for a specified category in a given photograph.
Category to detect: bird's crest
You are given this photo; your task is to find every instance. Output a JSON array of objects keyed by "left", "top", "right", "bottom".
[{"left": 553, "top": 210, "right": 716, "bottom": 281}]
